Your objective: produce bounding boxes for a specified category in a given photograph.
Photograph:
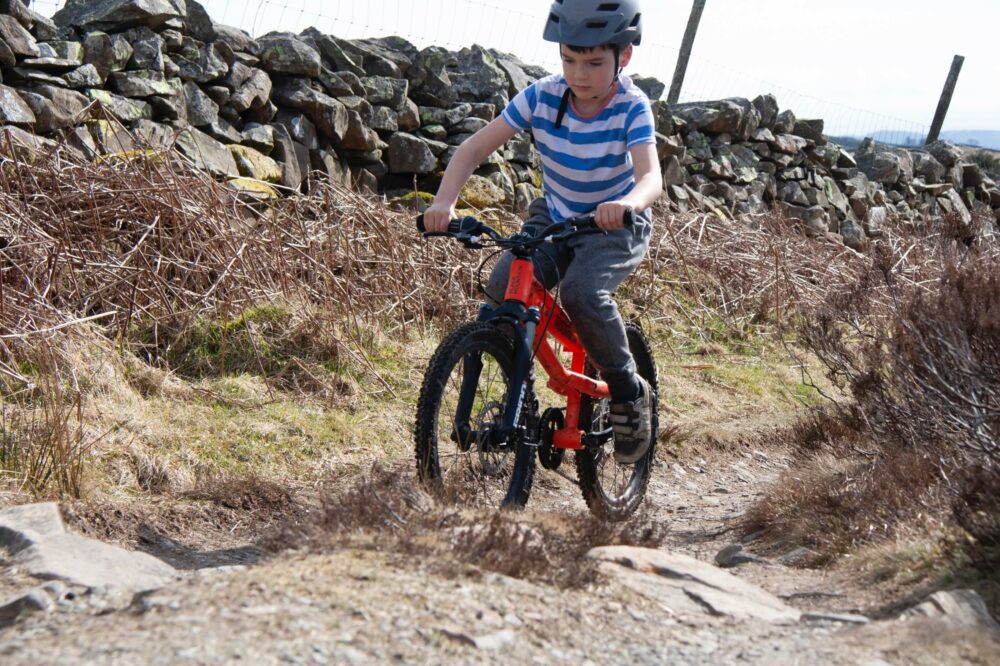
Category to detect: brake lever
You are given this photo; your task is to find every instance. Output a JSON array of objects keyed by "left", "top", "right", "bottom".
[
  {"left": 548, "top": 226, "right": 605, "bottom": 242},
  {"left": 459, "top": 235, "right": 487, "bottom": 249}
]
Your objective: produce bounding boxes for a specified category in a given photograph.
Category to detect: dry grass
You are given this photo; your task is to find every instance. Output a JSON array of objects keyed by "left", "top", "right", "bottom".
[
  {"left": 266, "top": 464, "right": 666, "bottom": 589},
  {"left": 742, "top": 443, "right": 943, "bottom": 564},
  {"left": 739, "top": 209, "right": 1000, "bottom": 612},
  {"left": 0, "top": 132, "right": 486, "bottom": 496},
  {"left": 797, "top": 219, "right": 1000, "bottom": 465},
  {"left": 0, "top": 127, "right": 858, "bottom": 498},
  {"left": 0, "top": 134, "right": 481, "bottom": 376},
  {"left": 0, "top": 336, "right": 110, "bottom": 498},
  {"left": 1, "top": 122, "right": 998, "bottom": 616},
  {"left": 628, "top": 205, "right": 873, "bottom": 343}
]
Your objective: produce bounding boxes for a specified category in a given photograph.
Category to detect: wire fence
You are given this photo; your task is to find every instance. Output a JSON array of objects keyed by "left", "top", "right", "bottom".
[{"left": 28, "top": 0, "right": 929, "bottom": 146}]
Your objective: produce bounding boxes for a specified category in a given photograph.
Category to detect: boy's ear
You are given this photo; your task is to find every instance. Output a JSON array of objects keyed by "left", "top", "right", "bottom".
[{"left": 619, "top": 44, "right": 634, "bottom": 69}]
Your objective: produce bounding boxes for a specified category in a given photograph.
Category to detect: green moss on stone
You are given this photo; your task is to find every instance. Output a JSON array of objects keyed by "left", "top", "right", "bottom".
[{"left": 459, "top": 175, "right": 506, "bottom": 209}]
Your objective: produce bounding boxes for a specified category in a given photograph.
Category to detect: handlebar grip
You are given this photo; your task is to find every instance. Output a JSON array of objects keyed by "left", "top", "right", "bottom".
[
  {"left": 568, "top": 208, "right": 636, "bottom": 230},
  {"left": 416, "top": 214, "right": 467, "bottom": 235}
]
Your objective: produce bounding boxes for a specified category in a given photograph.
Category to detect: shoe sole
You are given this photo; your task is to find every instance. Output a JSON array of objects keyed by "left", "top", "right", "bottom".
[{"left": 613, "top": 379, "right": 654, "bottom": 464}]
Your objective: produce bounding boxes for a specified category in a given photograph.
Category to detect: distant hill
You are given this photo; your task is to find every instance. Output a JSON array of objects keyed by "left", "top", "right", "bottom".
[
  {"left": 940, "top": 130, "right": 1000, "bottom": 150},
  {"left": 829, "top": 130, "right": 1000, "bottom": 151}
]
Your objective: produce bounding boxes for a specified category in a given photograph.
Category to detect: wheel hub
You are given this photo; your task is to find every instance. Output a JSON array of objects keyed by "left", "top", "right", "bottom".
[{"left": 475, "top": 401, "right": 510, "bottom": 476}]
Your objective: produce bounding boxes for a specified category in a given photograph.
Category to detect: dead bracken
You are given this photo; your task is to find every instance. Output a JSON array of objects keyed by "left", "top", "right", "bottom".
[{"left": 263, "top": 464, "right": 667, "bottom": 589}]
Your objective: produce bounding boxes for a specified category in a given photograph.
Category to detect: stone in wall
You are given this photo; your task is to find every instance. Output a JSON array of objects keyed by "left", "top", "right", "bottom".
[
  {"left": 54, "top": 0, "right": 186, "bottom": 33},
  {"left": 0, "top": 1, "right": 993, "bottom": 236}
]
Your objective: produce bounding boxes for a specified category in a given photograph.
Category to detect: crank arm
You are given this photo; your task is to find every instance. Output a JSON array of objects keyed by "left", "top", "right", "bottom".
[{"left": 582, "top": 427, "right": 613, "bottom": 449}]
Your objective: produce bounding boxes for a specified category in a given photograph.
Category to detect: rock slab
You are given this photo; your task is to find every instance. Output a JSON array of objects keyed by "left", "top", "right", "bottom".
[
  {"left": 0, "top": 502, "right": 176, "bottom": 593},
  {"left": 904, "top": 589, "right": 1000, "bottom": 632},
  {"left": 588, "top": 545, "right": 802, "bottom": 624}
]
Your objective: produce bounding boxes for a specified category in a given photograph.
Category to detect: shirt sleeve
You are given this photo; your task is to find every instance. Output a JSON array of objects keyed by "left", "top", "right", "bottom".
[
  {"left": 501, "top": 82, "right": 538, "bottom": 132},
  {"left": 625, "top": 98, "right": 656, "bottom": 148}
]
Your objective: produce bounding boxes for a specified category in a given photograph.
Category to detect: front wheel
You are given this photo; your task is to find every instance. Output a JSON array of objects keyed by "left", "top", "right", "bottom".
[
  {"left": 575, "top": 321, "right": 659, "bottom": 521},
  {"left": 414, "top": 321, "right": 536, "bottom": 509}
]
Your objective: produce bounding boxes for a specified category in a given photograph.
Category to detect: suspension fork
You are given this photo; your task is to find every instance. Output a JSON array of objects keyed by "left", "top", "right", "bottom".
[
  {"left": 452, "top": 303, "right": 538, "bottom": 447},
  {"left": 449, "top": 306, "right": 495, "bottom": 448},
  {"left": 498, "top": 308, "right": 539, "bottom": 440}
]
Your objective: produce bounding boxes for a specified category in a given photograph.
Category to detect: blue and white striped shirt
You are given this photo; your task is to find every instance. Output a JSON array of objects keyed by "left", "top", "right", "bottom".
[{"left": 501, "top": 74, "right": 656, "bottom": 223}]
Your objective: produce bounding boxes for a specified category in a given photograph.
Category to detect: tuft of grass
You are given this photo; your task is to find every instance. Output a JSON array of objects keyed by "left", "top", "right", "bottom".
[
  {"left": 183, "top": 471, "right": 292, "bottom": 513},
  {"left": 265, "top": 465, "right": 667, "bottom": 589},
  {"left": 140, "top": 304, "right": 336, "bottom": 379},
  {"left": 953, "top": 467, "right": 1000, "bottom": 582},
  {"left": 1, "top": 367, "right": 100, "bottom": 499},
  {"left": 741, "top": 442, "right": 942, "bottom": 564},
  {"left": 969, "top": 150, "right": 1000, "bottom": 179},
  {"left": 698, "top": 360, "right": 822, "bottom": 407}
]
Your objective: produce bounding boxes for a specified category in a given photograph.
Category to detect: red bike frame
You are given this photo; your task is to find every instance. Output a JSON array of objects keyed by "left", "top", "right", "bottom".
[{"left": 503, "top": 257, "right": 609, "bottom": 450}]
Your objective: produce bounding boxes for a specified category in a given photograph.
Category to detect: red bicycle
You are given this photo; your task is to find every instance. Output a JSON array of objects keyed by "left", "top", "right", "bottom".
[{"left": 414, "top": 213, "right": 658, "bottom": 521}]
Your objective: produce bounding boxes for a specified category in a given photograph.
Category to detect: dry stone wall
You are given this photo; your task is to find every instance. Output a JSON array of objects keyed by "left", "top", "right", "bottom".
[
  {"left": 0, "top": 0, "right": 996, "bottom": 248},
  {"left": 656, "top": 97, "right": 1000, "bottom": 248}
]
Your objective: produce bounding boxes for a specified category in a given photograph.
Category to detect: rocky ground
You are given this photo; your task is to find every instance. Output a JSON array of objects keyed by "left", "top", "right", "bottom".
[{"left": 3, "top": 423, "right": 999, "bottom": 665}]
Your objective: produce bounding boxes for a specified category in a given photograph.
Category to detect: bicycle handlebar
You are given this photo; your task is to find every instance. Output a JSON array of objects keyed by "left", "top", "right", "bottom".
[{"left": 416, "top": 209, "right": 634, "bottom": 248}]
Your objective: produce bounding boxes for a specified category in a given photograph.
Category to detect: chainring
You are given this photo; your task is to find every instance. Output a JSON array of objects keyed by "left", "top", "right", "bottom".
[{"left": 537, "top": 407, "right": 566, "bottom": 471}]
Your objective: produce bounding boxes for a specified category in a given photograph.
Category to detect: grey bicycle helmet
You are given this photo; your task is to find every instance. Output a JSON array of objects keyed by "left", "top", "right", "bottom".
[{"left": 543, "top": 0, "right": 643, "bottom": 47}]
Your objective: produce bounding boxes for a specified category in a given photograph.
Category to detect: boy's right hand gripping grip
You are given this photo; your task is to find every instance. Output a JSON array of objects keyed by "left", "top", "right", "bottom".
[{"left": 573, "top": 208, "right": 635, "bottom": 229}]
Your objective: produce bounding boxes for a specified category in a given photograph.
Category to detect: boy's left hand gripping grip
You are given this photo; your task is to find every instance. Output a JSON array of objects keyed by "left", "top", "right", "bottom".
[{"left": 416, "top": 215, "right": 463, "bottom": 234}]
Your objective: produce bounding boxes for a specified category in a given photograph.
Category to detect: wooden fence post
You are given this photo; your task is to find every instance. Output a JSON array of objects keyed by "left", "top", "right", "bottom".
[
  {"left": 667, "top": 0, "right": 707, "bottom": 105},
  {"left": 925, "top": 55, "right": 965, "bottom": 145}
]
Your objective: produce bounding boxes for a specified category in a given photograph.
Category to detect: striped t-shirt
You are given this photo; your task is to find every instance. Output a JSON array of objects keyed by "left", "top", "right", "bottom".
[{"left": 501, "top": 73, "right": 656, "bottom": 223}]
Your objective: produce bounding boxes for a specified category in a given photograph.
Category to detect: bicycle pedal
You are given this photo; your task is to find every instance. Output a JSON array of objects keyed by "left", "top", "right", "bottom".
[{"left": 582, "top": 427, "right": 614, "bottom": 448}]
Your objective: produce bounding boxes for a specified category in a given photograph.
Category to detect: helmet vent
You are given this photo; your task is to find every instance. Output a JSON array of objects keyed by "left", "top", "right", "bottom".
[
  {"left": 630, "top": 13, "right": 641, "bottom": 26},
  {"left": 549, "top": 12, "right": 560, "bottom": 23},
  {"left": 586, "top": 20, "right": 609, "bottom": 29},
  {"left": 597, "top": 3, "right": 620, "bottom": 10}
]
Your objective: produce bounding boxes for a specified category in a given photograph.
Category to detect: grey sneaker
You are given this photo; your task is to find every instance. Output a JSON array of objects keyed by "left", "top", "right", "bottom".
[{"left": 609, "top": 375, "right": 654, "bottom": 464}]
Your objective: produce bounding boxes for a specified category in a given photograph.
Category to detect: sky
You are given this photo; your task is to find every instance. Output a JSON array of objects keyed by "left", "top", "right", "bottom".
[{"left": 30, "top": 1, "right": 999, "bottom": 136}]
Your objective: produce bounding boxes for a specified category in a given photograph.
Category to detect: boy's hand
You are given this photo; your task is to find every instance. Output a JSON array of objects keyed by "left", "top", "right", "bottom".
[
  {"left": 422, "top": 204, "right": 455, "bottom": 233},
  {"left": 595, "top": 202, "right": 634, "bottom": 230}
]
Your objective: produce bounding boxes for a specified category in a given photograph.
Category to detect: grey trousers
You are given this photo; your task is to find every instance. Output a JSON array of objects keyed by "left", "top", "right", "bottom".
[{"left": 485, "top": 198, "right": 652, "bottom": 401}]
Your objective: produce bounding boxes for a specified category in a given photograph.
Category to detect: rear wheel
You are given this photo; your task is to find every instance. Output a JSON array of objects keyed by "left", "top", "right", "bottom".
[
  {"left": 414, "top": 322, "right": 536, "bottom": 509},
  {"left": 575, "top": 321, "right": 658, "bottom": 521}
]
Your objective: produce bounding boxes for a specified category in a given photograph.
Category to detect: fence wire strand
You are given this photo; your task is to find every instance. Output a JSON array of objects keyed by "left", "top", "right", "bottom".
[{"left": 28, "top": 0, "right": 930, "bottom": 144}]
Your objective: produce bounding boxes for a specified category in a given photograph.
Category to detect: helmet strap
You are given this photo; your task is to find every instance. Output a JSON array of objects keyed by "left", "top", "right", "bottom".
[
  {"left": 554, "top": 88, "right": 572, "bottom": 130},
  {"left": 608, "top": 44, "right": 623, "bottom": 96}
]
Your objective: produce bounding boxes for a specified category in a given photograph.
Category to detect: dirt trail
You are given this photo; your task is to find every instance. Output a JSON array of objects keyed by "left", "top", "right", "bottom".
[{"left": 4, "top": 420, "right": 998, "bottom": 666}]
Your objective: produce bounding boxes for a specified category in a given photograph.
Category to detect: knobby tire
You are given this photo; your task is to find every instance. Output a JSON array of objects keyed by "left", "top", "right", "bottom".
[
  {"left": 414, "top": 321, "right": 536, "bottom": 509},
  {"left": 575, "top": 321, "right": 658, "bottom": 521}
]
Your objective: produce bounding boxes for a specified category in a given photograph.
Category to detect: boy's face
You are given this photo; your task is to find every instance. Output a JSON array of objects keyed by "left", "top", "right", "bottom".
[{"left": 559, "top": 44, "right": 633, "bottom": 100}]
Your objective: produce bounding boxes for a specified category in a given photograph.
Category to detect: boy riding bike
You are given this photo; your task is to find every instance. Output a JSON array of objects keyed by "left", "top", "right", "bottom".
[{"left": 422, "top": 0, "right": 661, "bottom": 464}]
